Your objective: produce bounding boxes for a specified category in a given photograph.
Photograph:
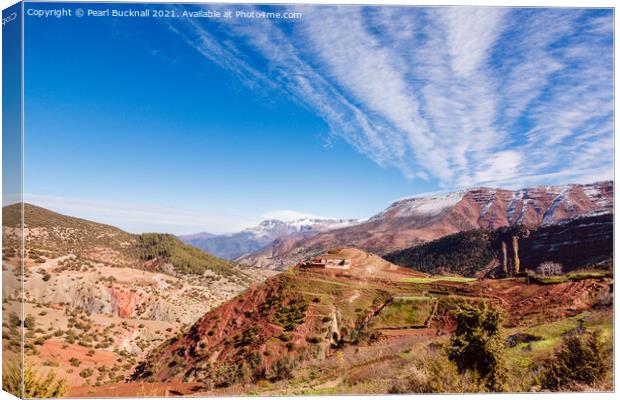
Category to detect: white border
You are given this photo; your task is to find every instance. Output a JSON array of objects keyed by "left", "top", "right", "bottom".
[{"left": 0, "top": 1, "right": 616, "bottom": 400}]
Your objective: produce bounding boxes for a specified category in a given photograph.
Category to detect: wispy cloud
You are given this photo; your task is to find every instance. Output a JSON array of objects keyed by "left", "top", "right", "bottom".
[
  {"left": 24, "top": 194, "right": 332, "bottom": 234},
  {"left": 25, "top": 194, "right": 259, "bottom": 235},
  {"left": 168, "top": 5, "right": 612, "bottom": 191},
  {"left": 261, "top": 209, "right": 324, "bottom": 221}
]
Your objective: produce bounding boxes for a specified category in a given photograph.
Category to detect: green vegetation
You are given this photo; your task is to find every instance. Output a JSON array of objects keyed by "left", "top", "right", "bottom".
[
  {"left": 270, "top": 355, "right": 297, "bottom": 381},
  {"left": 402, "top": 276, "right": 475, "bottom": 284},
  {"left": 138, "top": 233, "right": 246, "bottom": 279},
  {"left": 447, "top": 303, "right": 506, "bottom": 391},
  {"left": 79, "top": 368, "right": 94, "bottom": 378},
  {"left": 386, "top": 213, "right": 612, "bottom": 278},
  {"left": 541, "top": 331, "right": 612, "bottom": 390},
  {"left": 3, "top": 362, "right": 67, "bottom": 398},
  {"left": 370, "top": 297, "right": 433, "bottom": 328},
  {"left": 568, "top": 271, "right": 609, "bottom": 279},
  {"left": 386, "top": 229, "right": 500, "bottom": 276},
  {"left": 24, "top": 314, "right": 36, "bottom": 330},
  {"left": 421, "top": 352, "right": 483, "bottom": 393},
  {"left": 529, "top": 271, "right": 611, "bottom": 285},
  {"left": 384, "top": 226, "right": 527, "bottom": 276},
  {"left": 271, "top": 297, "right": 308, "bottom": 331},
  {"left": 234, "top": 327, "right": 260, "bottom": 347}
]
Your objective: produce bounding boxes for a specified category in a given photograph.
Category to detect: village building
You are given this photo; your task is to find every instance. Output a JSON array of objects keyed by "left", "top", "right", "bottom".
[{"left": 302, "top": 258, "right": 351, "bottom": 270}]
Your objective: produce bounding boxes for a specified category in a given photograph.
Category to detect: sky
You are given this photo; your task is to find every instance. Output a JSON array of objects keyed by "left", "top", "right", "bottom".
[{"left": 22, "top": 3, "right": 613, "bottom": 234}]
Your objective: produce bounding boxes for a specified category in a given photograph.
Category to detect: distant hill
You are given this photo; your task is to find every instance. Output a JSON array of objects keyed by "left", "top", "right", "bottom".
[
  {"left": 138, "top": 233, "right": 247, "bottom": 280},
  {"left": 2, "top": 204, "right": 271, "bottom": 390},
  {"left": 240, "top": 181, "right": 613, "bottom": 270},
  {"left": 3, "top": 203, "right": 251, "bottom": 282},
  {"left": 2, "top": 203, "right": 266, "bottom": 325},
  {"left": 384, "top": 212, "right": 613, "bottom": 277},
  {"left": 179, "top": 218, "right": 359, "bottom": 260}
]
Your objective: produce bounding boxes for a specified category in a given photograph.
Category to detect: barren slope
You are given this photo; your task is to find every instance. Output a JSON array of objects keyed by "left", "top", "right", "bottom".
[{"left": 2, "top": 204, "right": 270, "bottom": 389}]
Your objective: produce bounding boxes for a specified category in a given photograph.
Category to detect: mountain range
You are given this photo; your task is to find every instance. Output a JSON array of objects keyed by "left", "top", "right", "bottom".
[
  {"left": 178, "top": 218, "right": 359, "bottom": 260},
  {"left": 236, "top": 181, "right": 613, "bottom": 270}
]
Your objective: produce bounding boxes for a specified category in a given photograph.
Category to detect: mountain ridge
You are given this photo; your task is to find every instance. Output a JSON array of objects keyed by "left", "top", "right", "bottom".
[
  {"left": 384, "top": 211, "right": 613, "bottom": 277},
  {"left": 179, "top": 217, "right": 360, "bottom": 260},
  {"left": 239, "top": 181, "right": 613, "bottom": 270}
]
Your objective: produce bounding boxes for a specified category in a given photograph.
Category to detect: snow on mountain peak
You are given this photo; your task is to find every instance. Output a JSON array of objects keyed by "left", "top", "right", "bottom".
[
  {"left": 243, "top": 217, "right": 360, "bottom": 239},
  {"left": 372, "top": 190, "right": 465, "bottom": 220}
]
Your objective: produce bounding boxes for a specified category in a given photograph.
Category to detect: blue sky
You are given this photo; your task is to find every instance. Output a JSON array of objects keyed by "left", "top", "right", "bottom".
[{"left": 23, "top": 4, "right": 613, "bottom": 234}]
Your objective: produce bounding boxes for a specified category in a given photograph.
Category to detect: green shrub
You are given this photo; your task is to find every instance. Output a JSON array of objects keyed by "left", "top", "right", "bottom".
[
  {"left": 8, "top": 313, "right": 20, "bottom": 327},
  {"left": 24, "top": 315, "right": 36, "bottom": 330},
  {"left": 3, "top": 362, "right": 67, "bottom": 398},
  {"left": 421, "top": 353, "right": 481, "bottom": 393},
  {"left": 270, "top": 356, "right": 296, "bottom": 381},
  {"left": 271, "top": 297, "right": 308, "bottom": 331},
  {"left": 385, "top": 225, "right": 528, "bottom": 276},
  {"left": 79, "top": 368, "right": 93, "bottom": 378},
  {"left": 306, "top": 335, "right": 322, "bottom": 344},
  {"left": 541, "top": 331, "right": 611, "bottom": 390},
  {"left": 447, "top": 303, "right": 506, "bottom": 392},
  {"left": 234, "top": 327, "right": 259, "bottom": 347}
]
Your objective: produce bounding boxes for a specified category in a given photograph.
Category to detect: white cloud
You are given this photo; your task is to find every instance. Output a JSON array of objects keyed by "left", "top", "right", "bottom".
[
  {"left": 439, "top": 7, "right": 507, "bottom": 77},
  {"left": 24, "top": 194, "right": 340, "bottom": 235},
  {"left": 261, "top": 209, "right": 324, "bottom": 221},
  {"left": 24, "top": 194, "right": 260, "bottom": 235},
  {"left": 460, "top": 150, "right": 523, "bottom": 187},
  {"left": 169, "top": 6, "right": 613, "bottom": 191}
]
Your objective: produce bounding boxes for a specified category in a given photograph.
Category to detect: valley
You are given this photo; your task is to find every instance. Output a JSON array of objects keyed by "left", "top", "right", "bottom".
[
  {"left": 2, "top": 181, "right": 614, "bottom": 396},
  {"left": 126, "top": 248, "right": 613, "bottom": 395},
  {"left": 2, "top": 204, "right": 272, "bottom": 391}
]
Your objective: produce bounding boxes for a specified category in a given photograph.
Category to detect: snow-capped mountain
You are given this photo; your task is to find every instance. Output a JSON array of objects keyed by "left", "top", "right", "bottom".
[
  {"left": 239, "top": 181, "right": 613, "bottom": 270},
  {"left": 369, "top": 181, "right": 613, "bottom": 229},
  {"left": 179, "top": 217, "right": 359, "bottom": 260}
]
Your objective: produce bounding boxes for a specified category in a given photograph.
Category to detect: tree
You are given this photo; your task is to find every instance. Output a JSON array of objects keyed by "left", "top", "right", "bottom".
[
  {"left": 511, "top": 236, "right": 520, "bottom": 274},
  {"left": 447, "top": 303, "right": 507, "bottom": 392},
  {"left": 501, "top": 242, "right": 508, "bottom": 276},
  {"left": 541, "top": 331, "right": 610, "bottom": 390}
]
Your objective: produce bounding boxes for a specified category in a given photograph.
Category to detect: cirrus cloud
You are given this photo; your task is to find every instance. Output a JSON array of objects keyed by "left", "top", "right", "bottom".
[{"left": 167, "top": 5, "right": 613, "bottom": 191}]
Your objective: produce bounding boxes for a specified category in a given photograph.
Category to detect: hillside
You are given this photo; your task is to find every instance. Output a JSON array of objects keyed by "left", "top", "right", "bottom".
[
  {"left": 2, "top": 203, "right": 269, "bottom": 389},
  {"left": 240, "top": 181, "right": 613, "bottom": 270},
  {"left": 3, "top": 203, "right": 250, "bottom": 281},
  {"left": 127, "top": 248, "right": 612, "bottom": 395},
  {"left": 137, "top": 233, "right": 248, "bottom": 280},
  {"left": 385, "top": 212, "right": 613, "bottom": 277},
  {"left": 130, "top": 248, "right": 431, "bottom": 387}
]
